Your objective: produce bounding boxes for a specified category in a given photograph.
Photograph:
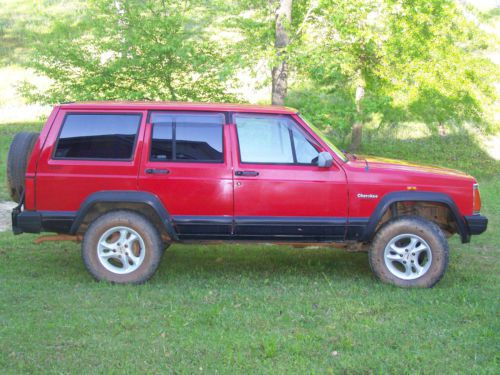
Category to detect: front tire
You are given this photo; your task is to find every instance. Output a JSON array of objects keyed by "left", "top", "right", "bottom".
[
  {"left": 369, "top": 216, "right": 449, "bottom": 288},
  {"left": 82, "top": 211, "right": 163, "bottom": 284}
]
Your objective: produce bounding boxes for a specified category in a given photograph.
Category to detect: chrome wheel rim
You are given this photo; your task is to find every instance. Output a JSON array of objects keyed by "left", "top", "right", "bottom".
[
  {"left": 384, "top": 233, "right": 432, "bottom": 280},
  {"left": 97, "top": 226, "right": 146, "bottom": 275}
]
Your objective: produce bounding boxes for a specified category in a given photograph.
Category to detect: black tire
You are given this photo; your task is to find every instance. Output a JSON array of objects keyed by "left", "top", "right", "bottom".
[
  {"left": 82, "top": 210, "right": 163, "bottom": 284},
  {"left": 6, "top": 132, "right": 39, "bottom": 203},
  {"left": 368, "top": 216, "right": 449, "bottom": 288}
]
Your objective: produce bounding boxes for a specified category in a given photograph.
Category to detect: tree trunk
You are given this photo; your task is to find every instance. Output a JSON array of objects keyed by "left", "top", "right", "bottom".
[
  {"left": 272, "top": 0, "right": 292, "bottom": 106},
  {"left": 350, "top": 83, "right": 365, "bottom": 151}
]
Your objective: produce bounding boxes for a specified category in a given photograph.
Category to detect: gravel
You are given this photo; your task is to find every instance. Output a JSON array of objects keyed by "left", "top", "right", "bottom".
[{"left": 0, "top": 201, "right": 16, "bottom": 231}]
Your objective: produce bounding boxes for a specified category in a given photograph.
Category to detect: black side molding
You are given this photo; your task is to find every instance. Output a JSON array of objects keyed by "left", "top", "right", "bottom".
[
  {"left": 70, "top": 191, "right": 178, "bottom": 240},
  {"left": 361, "top": 191, "right": 470, "bottom": 243}
]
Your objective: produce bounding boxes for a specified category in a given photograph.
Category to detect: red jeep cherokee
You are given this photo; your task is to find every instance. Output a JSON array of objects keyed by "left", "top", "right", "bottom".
[{"left": 8, "top": 102, "right": 487, "bottom": 287}]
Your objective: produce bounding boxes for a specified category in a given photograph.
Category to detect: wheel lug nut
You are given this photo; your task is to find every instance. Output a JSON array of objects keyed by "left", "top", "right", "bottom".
[
  {"left": 399, "top": 254, "right": 403, "bottom": 257},
  {"left": 411, "top": 260, "right": 414, "bottom": 263},
  {"left": 405, "top": 249, "right": 408, "bottom": 252},
  {"left": 403, "top": 261, "right": 407, "bottom": 264},
  {"left": 412, "top": 253, "right": 415, "bottom": 256}
]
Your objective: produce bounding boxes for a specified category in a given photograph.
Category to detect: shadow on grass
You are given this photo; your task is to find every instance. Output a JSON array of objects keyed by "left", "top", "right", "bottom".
[
  {"left": 155, "top": 244, "right": 372, "bottom": 282},
  {"left": 360, "top": 130, "right": 500, "bottom": 179},
  {"left": 0, "top": 234, "right": 374, "bottom": 284}
]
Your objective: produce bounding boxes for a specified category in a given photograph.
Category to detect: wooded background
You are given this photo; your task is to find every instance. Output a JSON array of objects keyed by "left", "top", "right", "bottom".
[{"left": 0, "top": 0, "right": 498, "bottom": 150}]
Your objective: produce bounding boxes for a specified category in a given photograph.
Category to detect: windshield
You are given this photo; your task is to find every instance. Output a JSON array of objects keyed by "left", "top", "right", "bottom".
[{"left": 298, "top": 114, "right": 348, "bottom": 162}]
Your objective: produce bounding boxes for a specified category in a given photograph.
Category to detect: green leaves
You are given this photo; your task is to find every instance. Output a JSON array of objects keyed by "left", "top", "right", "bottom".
[
  {"left": 16, "top": 0, "right": 497, "bottom": 137},
  {"left": 292, "top": 0, "right": 497, "bottom": 135},
  {"left": 21, "top": 0, "right": 238, "bottom": 104}
]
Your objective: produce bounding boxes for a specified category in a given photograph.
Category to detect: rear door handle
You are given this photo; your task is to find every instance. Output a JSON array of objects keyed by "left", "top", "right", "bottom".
[
  {"left": 145, "top": 168, "right": 170, "bottom": 175},
  {"left": 235, "top": 170, "right": 259, "bottom": 177}
]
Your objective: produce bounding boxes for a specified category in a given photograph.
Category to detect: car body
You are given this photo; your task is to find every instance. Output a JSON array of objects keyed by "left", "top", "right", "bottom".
[{"left": 9, "top": 101, "right": 488, "bottom": 286}]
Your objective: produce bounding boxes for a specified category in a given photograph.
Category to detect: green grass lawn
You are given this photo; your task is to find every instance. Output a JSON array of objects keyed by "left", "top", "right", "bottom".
[{"left": 0, "top": 122, "right": 499, "bottom": 373}]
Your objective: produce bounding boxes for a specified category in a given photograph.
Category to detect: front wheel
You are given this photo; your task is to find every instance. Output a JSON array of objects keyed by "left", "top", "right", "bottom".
[
  {"left": 82, "top": 210, "right": 163, "bottom": 284},
  {"left": 368, "top": 216, "right": 449, "bottom": 288}
]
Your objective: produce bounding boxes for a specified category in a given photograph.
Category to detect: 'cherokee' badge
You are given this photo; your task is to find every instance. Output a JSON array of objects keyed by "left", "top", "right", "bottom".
[{"left": 357, "top": 193, "right": 378, "bottom": 199}]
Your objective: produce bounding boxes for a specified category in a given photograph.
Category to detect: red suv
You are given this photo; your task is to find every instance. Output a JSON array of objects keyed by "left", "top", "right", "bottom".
[{"left": 8, "top": 102, "right": 487, "bottom": 287}]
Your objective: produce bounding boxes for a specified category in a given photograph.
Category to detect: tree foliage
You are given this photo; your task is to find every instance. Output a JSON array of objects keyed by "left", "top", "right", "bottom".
[
  {"left": 20, "top": 0, "right": 237, "bottom": 103},
  {"left": 288, "top": 0, "right": 498, "bottom": 141},
  {"left": 18, "top": 0, "right": 498, "bottom": 143}
]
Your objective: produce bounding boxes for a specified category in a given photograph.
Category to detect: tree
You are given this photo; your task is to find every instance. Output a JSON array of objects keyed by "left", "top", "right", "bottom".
[
  {"left": 272, "top": 0, "right": 293, "bottom": 105},
  {"left": 221, "top": 0, "right": 316, "bottom": 105},
  {"left": 20, "top": 0, "right": 237, "bottom": 103},
  {"left": 292, "top": 0, "right": 497, "bottom": 149}
]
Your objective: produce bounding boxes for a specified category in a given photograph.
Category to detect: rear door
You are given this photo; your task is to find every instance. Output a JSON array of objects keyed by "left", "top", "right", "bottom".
[
  {"left": 231, "top": 113, "right": 348, "bottom": 241},
  {"left": 138, "top": 111, "right": 233, "bottom": 239}
]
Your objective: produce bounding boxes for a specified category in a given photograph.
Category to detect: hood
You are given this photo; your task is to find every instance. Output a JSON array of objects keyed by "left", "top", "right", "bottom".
[{"left": 348, "top": 155, "right": 471, "bottom": 179}]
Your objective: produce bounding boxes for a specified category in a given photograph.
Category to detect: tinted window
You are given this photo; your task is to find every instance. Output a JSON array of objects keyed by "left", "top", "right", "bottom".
[
  {"left": 150, "top": 113, "right": 224, "bottom": 162},
  {"left": 235, "top": 114, "right": 319, "bottom": 164},
  {"left": 55, "top": 114, "right": 141, "bottom": 160}
]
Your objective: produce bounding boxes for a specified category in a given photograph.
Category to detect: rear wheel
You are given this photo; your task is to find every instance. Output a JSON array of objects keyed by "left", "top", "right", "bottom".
[
  {"left": 82, "top": 211, "right": 163, "bottom": 284},
  {"left": 369, "top": 216, "right": 449, "bottom": 288},
  {"left": 7, "top": 132, "right": 39, "bottom": 202}
]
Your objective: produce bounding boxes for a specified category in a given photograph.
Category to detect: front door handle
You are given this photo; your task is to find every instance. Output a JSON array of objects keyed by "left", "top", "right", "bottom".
[
  {"left": 235, "top": 170, "right": 259, "bottom": 177},
  {"left": 145, "top": 168, "right": 170, "bottom": 175}
]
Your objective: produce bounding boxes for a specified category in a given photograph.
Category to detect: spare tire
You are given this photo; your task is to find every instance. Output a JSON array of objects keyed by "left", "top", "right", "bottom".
[{"left": 6, "top": 132, "right": 39, "bottom": 203}]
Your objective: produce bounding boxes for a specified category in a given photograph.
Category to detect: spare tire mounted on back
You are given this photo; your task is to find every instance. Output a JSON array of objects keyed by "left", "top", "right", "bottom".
[{"left": 7, "top": 132, "right": 39, "bottom": 203}]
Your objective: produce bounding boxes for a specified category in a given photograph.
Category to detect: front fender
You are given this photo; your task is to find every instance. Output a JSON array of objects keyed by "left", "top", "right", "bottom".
[{"left": 361, "top": 191, "right": 469, "bottom": 243}]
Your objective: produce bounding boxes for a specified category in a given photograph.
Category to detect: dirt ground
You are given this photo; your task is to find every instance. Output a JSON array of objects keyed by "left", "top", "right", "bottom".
[{"left": 0, "top": 201, "right": 16, "bottom": 231}]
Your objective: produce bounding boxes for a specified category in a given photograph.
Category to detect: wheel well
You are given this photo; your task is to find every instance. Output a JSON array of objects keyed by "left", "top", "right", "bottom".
[
  {"left": 375, "top": 201, "right": 458, "bottom": 238},
  {"left": 75, "top": 202, "right": 172, "bottom": 241}
]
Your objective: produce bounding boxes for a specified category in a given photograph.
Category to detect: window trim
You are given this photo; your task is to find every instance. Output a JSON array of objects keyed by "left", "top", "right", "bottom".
[
  {"left": 148, "top": 111, "right": 226, "bottom": 164},
  {"left": 233, "top": 113, "right": 322, "bottom": 166},
  {"left": 52, "top": 112, "right": 143, "bottom": 162}
]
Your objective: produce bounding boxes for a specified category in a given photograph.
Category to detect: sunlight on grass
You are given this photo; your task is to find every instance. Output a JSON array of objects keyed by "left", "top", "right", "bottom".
[{"left": 0, "top": 66, "right": 51, "bottom": 122}]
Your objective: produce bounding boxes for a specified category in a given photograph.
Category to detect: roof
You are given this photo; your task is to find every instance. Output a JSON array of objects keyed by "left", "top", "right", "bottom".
[{"left": 59, "top": 101, "right": 298, "bottom": 114}]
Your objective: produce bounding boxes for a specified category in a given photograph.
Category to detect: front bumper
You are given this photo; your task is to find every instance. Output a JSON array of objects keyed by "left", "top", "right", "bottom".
[{"left": 464, "top": 215, "right": 488, "bottom": 235}]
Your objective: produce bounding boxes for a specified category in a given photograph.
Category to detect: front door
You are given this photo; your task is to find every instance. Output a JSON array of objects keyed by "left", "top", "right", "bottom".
[
  {"left": 231, "top": 113, "right": 348, "bottom": 241},
  {"left": 138, "top": 111, "right": 233, "bottom": 239}
]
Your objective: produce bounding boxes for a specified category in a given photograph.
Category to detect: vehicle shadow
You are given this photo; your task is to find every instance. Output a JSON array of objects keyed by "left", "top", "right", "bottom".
[{"left": 156, "top": 243, "right": 372, "bottom": 282}]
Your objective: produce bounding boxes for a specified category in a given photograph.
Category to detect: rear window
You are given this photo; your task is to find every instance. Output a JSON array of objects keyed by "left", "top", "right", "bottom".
[
  {"left": 150, "top": 112, "right": 224, "bottom": 162},
  {"left": 54, "top": 113, "right": 141, "bottom": 160}
]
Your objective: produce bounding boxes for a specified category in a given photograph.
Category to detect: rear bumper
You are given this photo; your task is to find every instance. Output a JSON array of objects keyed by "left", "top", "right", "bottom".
[
  {"left": 12, "top": 208, "right": 74, "bottom": 235},
  {"left": 12, "top": 209, "right": 41, "bottom": 234},
  {"left": 464, "top": 215, "right": 488, "bottom": 235}
]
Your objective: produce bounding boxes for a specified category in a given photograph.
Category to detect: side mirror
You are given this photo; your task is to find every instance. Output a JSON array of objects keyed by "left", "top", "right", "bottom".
[{"left": 317, "top": 151, "right": 333, "bottom": 168}]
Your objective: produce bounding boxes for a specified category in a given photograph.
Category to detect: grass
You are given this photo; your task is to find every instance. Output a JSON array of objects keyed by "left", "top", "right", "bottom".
[{"left": 0, "top": 121, "right": 499, "bottom": 373}]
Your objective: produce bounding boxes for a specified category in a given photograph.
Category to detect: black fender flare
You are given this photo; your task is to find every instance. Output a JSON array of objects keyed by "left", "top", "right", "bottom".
[
  {"left": 70, "top": 191, "right": 178, "bottom": 240},
  {"left": 361, "top": 191, "right": 469, "bottom": 243}
]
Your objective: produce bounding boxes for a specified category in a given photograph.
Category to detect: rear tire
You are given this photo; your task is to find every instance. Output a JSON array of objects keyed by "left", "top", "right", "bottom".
[
  {"left": 82, "top": 211, "right": 163, "bottom": 284},
  {"left": 7, "top": 132, "right": 39, "bottom": 203},
  {"left": 369, "top": 216, "right": 449, "bottom": 288}
]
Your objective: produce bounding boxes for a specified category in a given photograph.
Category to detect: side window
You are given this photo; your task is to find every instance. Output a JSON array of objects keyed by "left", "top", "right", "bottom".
[
  {"left": 150, "top": 112, "right": 224, "bottom": 162},
  {"left": 54, "top": 113, "right": 141, "bottom": 160},
  {"left": 235, "top": 114, "right": 320, "bottom": 164},
  {"left": 292, "top": 128, "right": 320, "bottom": 164}
]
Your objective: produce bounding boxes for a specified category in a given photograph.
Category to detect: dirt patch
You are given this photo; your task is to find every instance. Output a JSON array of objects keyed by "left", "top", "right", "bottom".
[{"left": 0, "top": 201, "right": 16, "bottom": 232}]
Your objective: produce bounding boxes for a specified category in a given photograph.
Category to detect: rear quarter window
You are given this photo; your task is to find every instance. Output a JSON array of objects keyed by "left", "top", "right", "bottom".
[{"left": 54, "top": 113, "right": 141, "bottom": 160}]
